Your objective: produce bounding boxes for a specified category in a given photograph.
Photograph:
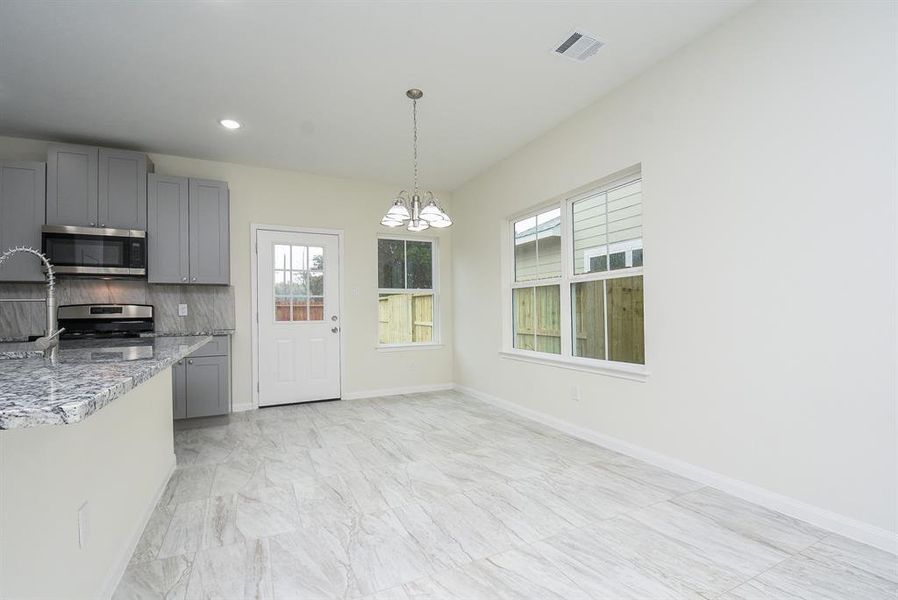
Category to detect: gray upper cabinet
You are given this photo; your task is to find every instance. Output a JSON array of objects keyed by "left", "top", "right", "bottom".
[
  {"left": 46, "top": 144, "right": 98, "bottom": 227},
  {"left": 98, "top": 148, "right": 150, "bottom": 230},
  {"left": 147, "top": 174, "right": 189, "bottom": 284},
  {"left": 149, "top": 176, "right": 229, "bottom": 285},
  {"left": 47, "top": 144, "right": 151, "bottom": 229},
  {"left": 188, "top": 178, "right": 230, "bottom": 284},
  {"left": 0, "top": 161, "right": 46, "bottom": 281}
]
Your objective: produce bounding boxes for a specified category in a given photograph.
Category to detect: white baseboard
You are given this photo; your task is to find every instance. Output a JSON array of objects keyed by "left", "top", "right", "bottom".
[
  {"left": 100, "top": 454, "right": 177, "bottom": 600},
  {"left": 341, "top": 383, "right": 455, "bottom": 401},
  {"left": 232, "top": 402, "right": 255, "bottom": 413},
  {"left": 455, "top": 384, "right": 898, "bottom": 555}
]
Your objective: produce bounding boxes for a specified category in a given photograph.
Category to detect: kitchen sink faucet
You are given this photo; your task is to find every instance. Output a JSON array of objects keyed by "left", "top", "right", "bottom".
[{"left": 0, "top": 246, "right": 64, "bottom": 364}]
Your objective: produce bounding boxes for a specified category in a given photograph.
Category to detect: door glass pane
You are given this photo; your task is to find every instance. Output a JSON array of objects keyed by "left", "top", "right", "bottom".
[
  {"left": 309, "top": 296, "right": 325, "bottom": 321},
  {"left": 291, "top": 246, "right": 307, "bottom": 271},
  {"left": 309, "top": 246, "right": 324, "bottom": 270},
  {"left": 572, "top": 281, "right": 606, "bottom": 359},
  {"left": 378, "top": 292, "right": 433, "bottom": 344},
  {"left": 573, "top": 190, "right": 608, "bottom": 275},
  {"left": 406, "top": 241, "right": 433, "bottom": 289},
  {"left": 275, "top": 297, "right": 291, "bottom": 321},
  {"left": 290, "top": 271, "right": 308, "bottom": 296},
  {"left": 378, "top": 239, "right": 405, "bottom": 288},
  {"left": 292, "top": 300, "right": 309, "bottom": 322},
  {"left": 274, "top": 244, "right": 291, "bottom": 270},
  {"left": 274, "top": 270, "right": 288, "bottom": 295},
  {"left": 606, "top": 275, "right": 644, "bottom": 364},
  {"left": 309, "top": 272, "right": 324, "bottom": 295}
]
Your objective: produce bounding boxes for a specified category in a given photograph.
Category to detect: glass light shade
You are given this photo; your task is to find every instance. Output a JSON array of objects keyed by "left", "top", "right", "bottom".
[
  {"left": 381, "top": 215, "right": 403, "bottom": 227},
  {"left": 386, "top": 200, "right": 410, "bottom": 220},
  {"left": 407, "top": 219, "right": 430, "bottom": 232},
  {"left": 419, "top": 200, "right": 443, "bottom": 223},
  {"left": 429, "top": 213, "right": 452, "bottom": 228}
]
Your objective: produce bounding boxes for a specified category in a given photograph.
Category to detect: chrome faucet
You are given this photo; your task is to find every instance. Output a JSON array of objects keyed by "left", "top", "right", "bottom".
[{"left": 0, "top": 246, "right": 64, "bottom": 364}]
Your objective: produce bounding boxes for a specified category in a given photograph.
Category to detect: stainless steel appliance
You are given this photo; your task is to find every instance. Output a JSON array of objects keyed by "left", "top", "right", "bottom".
[
  {"left": 58, "top": 304, "right": 154, "bottom": 338},
  {"left": 57, "top": 304, "right": 155, "bottom": 361},
  {"left": 41, "top": 225, "right": 147, "bottom": 277}
]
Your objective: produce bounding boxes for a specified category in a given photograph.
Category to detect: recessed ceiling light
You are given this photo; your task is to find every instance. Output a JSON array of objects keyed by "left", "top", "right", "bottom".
[{"left": 219, "top": 118, "right": 241, "bottom": 130}]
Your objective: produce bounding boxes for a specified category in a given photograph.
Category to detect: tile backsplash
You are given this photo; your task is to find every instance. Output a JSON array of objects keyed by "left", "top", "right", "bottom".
[{"left": 0, "top": 280, "right": 235, "bottom": 339}]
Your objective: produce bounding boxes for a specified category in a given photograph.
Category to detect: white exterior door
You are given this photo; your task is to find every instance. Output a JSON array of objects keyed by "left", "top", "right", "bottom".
[{"left": 257, "top": 229, "right": 341, "bottom": 405}]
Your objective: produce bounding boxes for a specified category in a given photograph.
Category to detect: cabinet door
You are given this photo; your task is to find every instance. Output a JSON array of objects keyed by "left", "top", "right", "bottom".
[
  {"left": 188, "top": 178, "right": 230, "bottom": 284},
  {"left": 46, "top": 144, "right": 98, "bottom": 227},
  {"left": 185, "top": 355, "right": 229, "bottom": 418},
  {"left": 172, "top": 359, "right": 187, "bottom": 420},
  {"left": 98, "top": 148, "right": 148, "bottom": 230},
  {"left": 0, "top": 161, "right": 46, "bottom": 282},
  {"left": 147, "top": 175, "right": 189, "bottom": 283}
]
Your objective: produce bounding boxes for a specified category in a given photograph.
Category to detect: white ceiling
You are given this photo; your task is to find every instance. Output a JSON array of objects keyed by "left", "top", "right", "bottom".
[{"left": 0, "top": 1, "right": 749, "bottom": 191}]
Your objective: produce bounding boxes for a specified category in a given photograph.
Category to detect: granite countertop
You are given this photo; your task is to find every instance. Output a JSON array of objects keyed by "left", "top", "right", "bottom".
[{"left": 0, "top": 335, "right": 211, "bottom": 430}]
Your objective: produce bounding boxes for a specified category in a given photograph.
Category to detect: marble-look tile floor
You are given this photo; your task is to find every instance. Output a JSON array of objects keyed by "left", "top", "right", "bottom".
[{"left": 115, "top": 390, "right": 897, "bottom": 599}]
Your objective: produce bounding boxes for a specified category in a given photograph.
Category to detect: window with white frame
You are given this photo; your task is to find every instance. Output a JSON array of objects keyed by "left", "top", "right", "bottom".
[
  {"left": 509, "top": 172, "right": 645, "bottom": 367},
  {"left": 377, "top": 237, "right": 437, "bottom": 345}
]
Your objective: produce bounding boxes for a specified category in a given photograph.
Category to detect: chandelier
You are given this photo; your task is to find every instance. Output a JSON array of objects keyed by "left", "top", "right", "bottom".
[{"left": 381, "top": 89, "right": 451, "bottom": 231}]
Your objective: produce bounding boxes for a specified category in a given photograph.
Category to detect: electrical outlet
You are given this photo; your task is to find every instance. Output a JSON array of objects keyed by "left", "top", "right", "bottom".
[
  {"left": 570, "top": 385, "right": 581, "bottom": 401},
  {"left": 178, "top": 303, "right": 188, "bottom": 317},
  {"left": 77, "top": 501, "right": 89, "bottom": 549}
]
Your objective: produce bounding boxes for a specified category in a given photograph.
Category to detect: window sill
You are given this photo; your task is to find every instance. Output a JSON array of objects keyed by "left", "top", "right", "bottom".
[
  {"left": 499, "top": 350, "right": 649, "bottom": 382},
  {"left": 377, "top": 343, "right": 445, "bottom": 352}
]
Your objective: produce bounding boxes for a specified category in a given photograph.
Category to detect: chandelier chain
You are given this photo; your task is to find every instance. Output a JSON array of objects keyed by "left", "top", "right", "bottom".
[{"left": 412, "top": 98, "right": 418, "bottom": 195}]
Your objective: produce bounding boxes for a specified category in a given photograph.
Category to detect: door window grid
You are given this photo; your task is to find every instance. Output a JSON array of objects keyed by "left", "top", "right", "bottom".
[{"left": 274, "top": 243, "right": 325, "bottom": 322}]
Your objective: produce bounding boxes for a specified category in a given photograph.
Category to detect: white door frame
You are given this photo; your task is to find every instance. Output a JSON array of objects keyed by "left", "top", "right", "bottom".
[{"left": 250, "top": 223, "right": 345, "bottom": 410}]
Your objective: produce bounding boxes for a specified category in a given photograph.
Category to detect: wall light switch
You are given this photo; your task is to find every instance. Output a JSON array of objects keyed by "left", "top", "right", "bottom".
[{"left": 178, "top": 303, "right": 188, "bottom": 317}]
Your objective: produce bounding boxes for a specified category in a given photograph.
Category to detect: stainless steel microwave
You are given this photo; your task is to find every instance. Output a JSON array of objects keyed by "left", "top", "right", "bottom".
[{"left": 41, "top": 225, "right": 147, "bottom": 276}]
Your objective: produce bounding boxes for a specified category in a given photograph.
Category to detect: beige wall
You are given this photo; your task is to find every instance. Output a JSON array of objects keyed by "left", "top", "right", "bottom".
[
  {"left": 0, "top": 135, "right": 453, "bottom": 405},
  {"left": 451, "top": 0, "right": 897, "bottom": 541}
]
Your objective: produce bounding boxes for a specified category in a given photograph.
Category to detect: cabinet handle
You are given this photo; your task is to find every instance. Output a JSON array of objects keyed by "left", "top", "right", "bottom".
[
  {"left": 188, "top": 359, "right": 193, "bottom": 364},
  {"left": 192, "top": 277, "right": 197, "bottom": 282},
  {"left": 181, "top": 277, "right": 187, "bottom": 282},
  {"left": 100, "top": 223, "right": 106, "bottom": 227},
  {"left": 90, "top": 222, "right": 96, "bottom": 227},
  {"left": 177, "top": 360, "right": 182, "bottom": 365}
]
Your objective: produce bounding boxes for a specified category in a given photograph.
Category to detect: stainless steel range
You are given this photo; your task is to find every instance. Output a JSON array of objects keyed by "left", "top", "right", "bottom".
[{"left": 57, "top": 304, "right": 155, "bottom": 361}]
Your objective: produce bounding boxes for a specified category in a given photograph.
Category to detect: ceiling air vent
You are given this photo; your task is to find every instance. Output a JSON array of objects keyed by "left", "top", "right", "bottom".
[{"left": 553, "top": 30, "right": 604, "bottom": 62}]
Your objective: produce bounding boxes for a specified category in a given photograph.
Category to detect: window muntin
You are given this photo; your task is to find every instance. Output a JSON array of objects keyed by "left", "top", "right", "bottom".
[
  {"left": 377, "top": 238, "right": 437, "bottom": 345},
  {"left": 509, "top": 172, "right": 645, "bottom": 369},
  {"left": 274, "top": 243, "right": 325, "bottom": 322}
]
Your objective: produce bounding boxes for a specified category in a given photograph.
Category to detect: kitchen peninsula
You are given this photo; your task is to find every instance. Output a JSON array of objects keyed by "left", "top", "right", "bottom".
[{"left": 0, "top": 335, "right": 211, "bottom": 599}]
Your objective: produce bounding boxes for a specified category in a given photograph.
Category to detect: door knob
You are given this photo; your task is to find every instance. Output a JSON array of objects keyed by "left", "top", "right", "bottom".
[
  {"left": 331, "top": 327, "right": 339, "bottom": 333},
  {"left": 331, "top": 315, "right": 338, "bottom": 321}
]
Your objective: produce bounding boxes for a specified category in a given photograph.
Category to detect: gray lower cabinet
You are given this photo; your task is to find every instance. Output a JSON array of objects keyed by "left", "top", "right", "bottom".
[
  {"left": 0, "top": 161, "right": 46, "bottom": 281},
  {"left": 172, "top": 358, "right": 188, "bottom": 420},
  {"left": 47, "top": 144, "right": 151, "bottom": 229},
  {"left": 173, "top": 336, "right": 230, "bottom": 420},
  {"left": 149, "top": 175, "right": 229, "bottom": 285}
]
